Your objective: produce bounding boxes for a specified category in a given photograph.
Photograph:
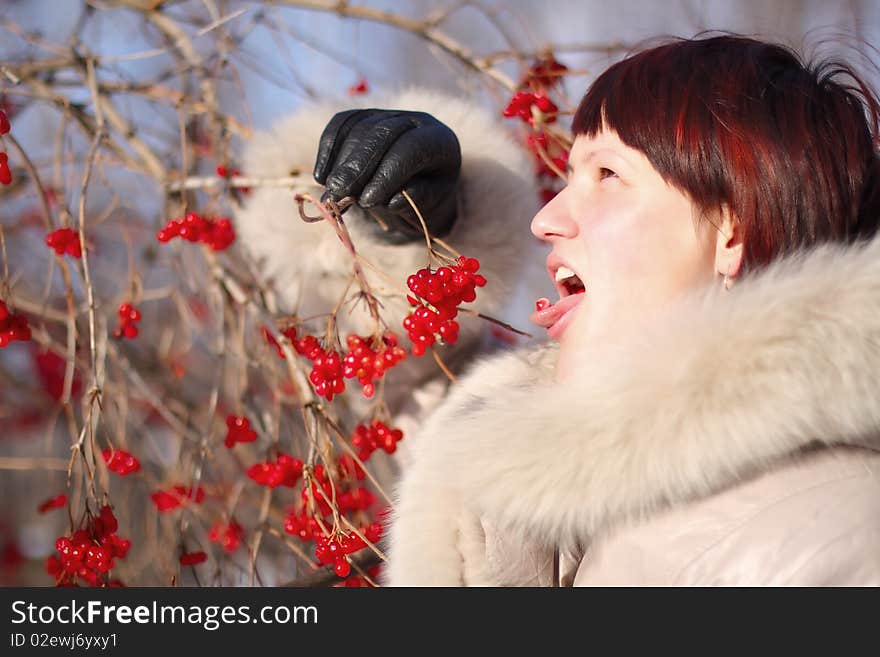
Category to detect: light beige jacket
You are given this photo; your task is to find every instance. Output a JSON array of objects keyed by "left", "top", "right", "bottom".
[{"left": 385, "top": 231, "right": 880, "bottom": 586}]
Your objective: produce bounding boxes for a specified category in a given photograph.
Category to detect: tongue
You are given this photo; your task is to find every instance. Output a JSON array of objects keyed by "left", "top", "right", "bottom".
[{"left": 529, "top": 293, "right": 585, "bottom": 329}]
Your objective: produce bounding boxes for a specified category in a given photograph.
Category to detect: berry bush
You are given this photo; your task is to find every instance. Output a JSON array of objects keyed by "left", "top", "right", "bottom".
[{"left": 0, "top": 0, "right": 596, "bottom": 587}]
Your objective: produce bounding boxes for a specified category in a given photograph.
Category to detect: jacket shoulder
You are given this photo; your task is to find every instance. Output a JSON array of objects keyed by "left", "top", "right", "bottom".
[
  {"left": 572, "top": 447, "right": 880, "bottom": 586},
  {"left": 675, "top": 448, "right": 880, "bottom": 585}
]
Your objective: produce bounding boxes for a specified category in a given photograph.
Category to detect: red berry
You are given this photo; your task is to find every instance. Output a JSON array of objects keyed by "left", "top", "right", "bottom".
[
  {"left": 348, "top": 78, "right": 368, "bottom": 96},
  {"left": 0, "top": 301, "right": 31, "bottom": 348},
  {"left": 334, "top": 558, "right": 351, "bottom": 578},
  {"left": 208, "top": 520, "right": 243, "bottom": 553},
  {"left": 102, "top": 448, "right": 141, "bottom": 475},
  {"left": 224, "top": 414, "right": 258, "bottom": 447},
  {"left": 45, "top": 228, "right": 82, "bottom": 258},
  {"left": 37, "top": 493, "right": 67, "bottom": 513},
  {"left": 0, "top": 152, "right": 10, "bottom": 186},
  {"left": 150, "top": 486, "right": 204, "bottom": 512},
  {"left": 180, "top": 551, "right": 207, "bottom": 566}
]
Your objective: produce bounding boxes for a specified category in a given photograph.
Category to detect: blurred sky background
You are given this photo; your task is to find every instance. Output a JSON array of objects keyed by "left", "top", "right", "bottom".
[{"left": 3, "top": 0, "right": 879, "bottom": 131}]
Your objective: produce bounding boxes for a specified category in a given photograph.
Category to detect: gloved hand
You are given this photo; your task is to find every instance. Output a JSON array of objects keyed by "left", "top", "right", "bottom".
[{"left": 314, "top": 109, "right": 461, "bottom": 244}]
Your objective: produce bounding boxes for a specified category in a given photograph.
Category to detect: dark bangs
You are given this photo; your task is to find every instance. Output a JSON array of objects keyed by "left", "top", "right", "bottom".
[{"left": 572, "top": 35, "right": 880, "bottom": 272}]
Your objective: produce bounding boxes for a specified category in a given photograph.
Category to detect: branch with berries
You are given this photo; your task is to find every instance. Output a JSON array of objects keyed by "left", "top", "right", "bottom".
[{"left": 0, "top": 0, "right": 613, "bottom": 587}]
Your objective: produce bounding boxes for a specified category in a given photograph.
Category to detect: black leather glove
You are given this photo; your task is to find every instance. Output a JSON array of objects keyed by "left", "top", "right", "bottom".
[{"left": 314, "top": 109, "right": 461, "bottom": 244}]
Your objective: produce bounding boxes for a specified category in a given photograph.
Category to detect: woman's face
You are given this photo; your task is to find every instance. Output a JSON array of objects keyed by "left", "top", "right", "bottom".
[{"left": 530, "top": 129, "right": 719, "bottom": 380}]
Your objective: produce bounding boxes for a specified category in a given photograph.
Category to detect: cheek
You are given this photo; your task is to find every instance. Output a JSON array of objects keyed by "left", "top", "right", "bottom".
[
  {"left": 584, "top": 199, "right": 657, "bottom": 278},
  {"left": 644, "top": 196, "right": 713, "bottom": 287},
  {"left": 583, "top": 190, "right": 708, "bottom": 288}
]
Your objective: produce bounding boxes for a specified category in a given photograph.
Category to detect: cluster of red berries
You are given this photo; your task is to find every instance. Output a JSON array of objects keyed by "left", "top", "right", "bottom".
[
  {"left": 315, "top": 523, "right": 383, "bottom": 578},
  {"left": 307, "top": 348, "right": 346, "bottom": 401},
  {"left": 38, "top": 493, "right": 67, "bottom": 513},
  {"left": 351, "top": 420, "right": 404, "bottom": 461},
  {"left": 0, "top": 110, "right": 11, "bottom": 186},
  {"left": 342, "top": 333, "right": 407, "bottom": 398},
  {"left": 247, "top": 453, "right": 304, "bottom": 488},
  {"left": 282, "top": 455, "right": 385, "bottom": 583},
  {"left": 102, "top": 448, "right": 140, "bottom": 476},
  {"left": 208, "top": 519, "right": 243, "bottom": 553},
  {"left": 262, "top": 325, "right": 345, "bottom": 401},
  {"left": 150, "top": 485, "right": 205, "bottom": 512},
  {"left": 282, "top": 458, "right": 364, "bottom": 539},
  {"left": 264, "top": 326, "right": 408, "bottom": 401},
  {"left": 283, "top": 511, "right": 323, "bottom": 542},
  {"left": 299, "top": 464, "right": 376, "bottom": 516},
  {"left": 224, "top": 415, "right": 258, "bottom": 447},
  {"left": 0, "top": 300, "right": 31, "bottom": 348},
  {"left": 506, "top": 53, "right": 570, "bottom": 204},
  {"left": 45, "top": 228, "right": 83, "bottom": 258},
  {"left": 156, "top": 212, "right": 235, "bottom": 252},
  {"left": 503, "top": 91, "right": 559, "bottom": 126},
  {"left": 179, "top": 551, "right": 207, "bottom": 566},
  {"left": 112, "top": 302, "right": 141, "bottom": 340},
  {"left": 284, "top": 508, "right": 380, "bottom": 543},
  {"left": 403, "top": 256, "right": 485, "bottom": 356},
  {"left": 46, "top": 505, "right": 130, "bottom": 587}
]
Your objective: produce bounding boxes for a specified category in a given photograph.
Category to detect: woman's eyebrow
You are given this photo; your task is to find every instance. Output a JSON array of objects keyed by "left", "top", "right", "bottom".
[
  {"left": 575, "top": 148, "right": 632, "bottom": 171},
  {"left": 566, "top": 150, "right": 599, "bottom": 176}
]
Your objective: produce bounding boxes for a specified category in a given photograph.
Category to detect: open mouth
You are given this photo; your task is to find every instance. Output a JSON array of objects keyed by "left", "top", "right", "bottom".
[
  {"left": 530, "top": 262, "right": 587, "bottom": 338},
  {"left": 555, "top": 266, "right": 586, "bottom": 297}
]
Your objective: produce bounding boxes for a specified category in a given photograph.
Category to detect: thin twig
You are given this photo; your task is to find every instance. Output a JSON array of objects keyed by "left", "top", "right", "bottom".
[{"left": 431, "top": 347, "right": 457, "bottom": 382}]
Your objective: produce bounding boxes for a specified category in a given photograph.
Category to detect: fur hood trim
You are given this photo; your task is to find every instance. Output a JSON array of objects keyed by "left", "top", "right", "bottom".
[{"left": 386, "top": 233, "right": 880, "bottom": 584}]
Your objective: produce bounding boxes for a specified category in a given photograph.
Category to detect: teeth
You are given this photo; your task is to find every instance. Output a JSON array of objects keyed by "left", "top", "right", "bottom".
[{"left": 555, "top": 266, "right": 576, "bottom": 282}]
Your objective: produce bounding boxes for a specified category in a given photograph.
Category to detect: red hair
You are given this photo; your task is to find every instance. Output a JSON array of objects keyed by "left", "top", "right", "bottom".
[{"left": 572, "top": 35, "right": 880, "bottom": 272}]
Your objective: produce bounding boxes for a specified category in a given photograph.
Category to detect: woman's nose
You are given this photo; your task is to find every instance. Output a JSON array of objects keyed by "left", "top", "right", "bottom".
[{"left": 530, "top": 190, "right": 578, "bottom": 241}]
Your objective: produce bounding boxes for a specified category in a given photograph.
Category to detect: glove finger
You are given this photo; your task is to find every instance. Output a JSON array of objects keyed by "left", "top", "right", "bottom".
[
  {"left": 359, "top": 123, "right": 461, "bottom": 208},
  {"left": 384, "top": 175, "right": 459, "bottom": 238},
  {"left": 323, "top": 113, "right": 419, "bottom": 201},
  {"left": 314, "top": 109, "right": 378, "bottom": 184}
]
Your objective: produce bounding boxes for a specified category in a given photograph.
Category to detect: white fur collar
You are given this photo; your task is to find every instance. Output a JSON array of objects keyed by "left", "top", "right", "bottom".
[{"left": 386, "top": 232, "right": 880, "bottom": 585}]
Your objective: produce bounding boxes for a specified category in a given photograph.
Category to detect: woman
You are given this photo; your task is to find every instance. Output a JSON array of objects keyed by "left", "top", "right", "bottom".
[{"left": 383, "top": 35, "right": 880, "bottom": 585}]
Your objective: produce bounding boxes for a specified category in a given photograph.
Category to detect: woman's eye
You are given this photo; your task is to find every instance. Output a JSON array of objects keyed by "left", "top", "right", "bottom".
[{"left": 599, "top": 167, "right": 618, "bottom": 180}]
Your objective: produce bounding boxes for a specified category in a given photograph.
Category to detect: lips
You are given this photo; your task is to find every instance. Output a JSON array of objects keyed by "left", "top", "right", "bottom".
[{"left": 530, "top": 256, "right": 587, "bottom": 338}]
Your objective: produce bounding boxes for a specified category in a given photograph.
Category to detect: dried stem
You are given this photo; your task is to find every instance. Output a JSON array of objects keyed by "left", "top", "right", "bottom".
[
  {"left": 431, "top": 346, "right": 457, "bottom": 383},
  {"left": 296, "top": 194, "right": 382, "bottom": 332}
]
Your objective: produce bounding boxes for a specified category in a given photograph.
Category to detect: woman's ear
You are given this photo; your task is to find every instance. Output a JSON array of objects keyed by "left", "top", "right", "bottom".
[{"left": 714, "top": 207, "right": 744, "bottom": 280}]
